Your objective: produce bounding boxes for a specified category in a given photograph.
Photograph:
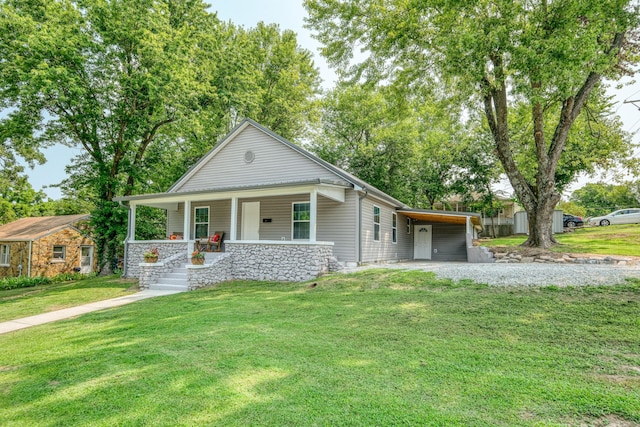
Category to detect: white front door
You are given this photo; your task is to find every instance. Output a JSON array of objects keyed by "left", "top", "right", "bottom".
[
  {"left": 80, "top": 246, "right": 93, "bottom": 274},
  {"left": 414, "top": 225, "right": 432, "bottom": 260},
  {"left": 242, "top": 202, "right": 260, "bottom": 240}
]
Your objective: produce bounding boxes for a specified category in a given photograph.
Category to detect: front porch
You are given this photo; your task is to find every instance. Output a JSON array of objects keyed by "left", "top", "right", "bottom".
[
  {"left": 120, "top": 182, "right": 349, "bottom": 287},
  {"left": 131, "top": 240, "right": 339, "bottom": 291}
]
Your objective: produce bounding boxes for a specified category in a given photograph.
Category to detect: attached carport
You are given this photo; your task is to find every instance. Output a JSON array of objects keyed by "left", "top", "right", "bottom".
[{"left": 398, "top": 209, "right": 483, "bottom": 262}]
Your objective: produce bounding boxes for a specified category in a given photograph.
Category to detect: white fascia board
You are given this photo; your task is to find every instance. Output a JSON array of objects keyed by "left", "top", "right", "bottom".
[{"left": 129, "top": 184, "right": 341, "bottom": 207}]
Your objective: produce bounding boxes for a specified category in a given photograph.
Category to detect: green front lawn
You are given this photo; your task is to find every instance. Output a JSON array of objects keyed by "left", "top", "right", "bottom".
[
  {"left": 487, "top": 223, "right": 640, "bottom": 256},
  {"left": 0, "top": 275, "right": 137, "bottom": 322},
  {"left": 1, "top": 270, "right": 639, "bottom": 426}
]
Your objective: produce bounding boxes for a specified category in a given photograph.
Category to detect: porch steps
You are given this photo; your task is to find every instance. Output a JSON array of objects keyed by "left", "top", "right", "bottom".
[
  {"left": 149, "top": 263, "right": 189, "bottom": 292},
  {"left": 148, "top": 253, "right": 225, "bottom": 291}
]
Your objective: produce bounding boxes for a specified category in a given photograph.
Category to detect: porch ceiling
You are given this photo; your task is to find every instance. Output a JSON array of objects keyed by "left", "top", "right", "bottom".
[{"left": 399, "top": 210, "right": 483, "bottom": 228}]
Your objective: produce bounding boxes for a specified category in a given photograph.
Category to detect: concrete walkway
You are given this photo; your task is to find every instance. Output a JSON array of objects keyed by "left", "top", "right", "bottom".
[{"left": 0, "top": 289, "right": 183, "bottom": 335}]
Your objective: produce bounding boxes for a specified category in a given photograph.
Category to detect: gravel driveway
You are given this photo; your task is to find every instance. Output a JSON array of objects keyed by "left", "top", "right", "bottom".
[{"left": 346, "top": 261, "right": 640, "bottom": 287}]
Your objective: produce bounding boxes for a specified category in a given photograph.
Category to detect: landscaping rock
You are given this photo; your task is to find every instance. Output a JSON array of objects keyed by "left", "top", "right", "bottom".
[{"left": 488, "top": 247, "right": 640, "bottom": 266}]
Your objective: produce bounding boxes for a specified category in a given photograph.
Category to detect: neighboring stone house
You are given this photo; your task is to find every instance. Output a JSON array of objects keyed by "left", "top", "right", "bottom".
[
  {"left": 115, "top": 119, "right": 488, "bottom": 291},
  {"left": 0, "top": 214, "right": 97, "bottom": 278}
]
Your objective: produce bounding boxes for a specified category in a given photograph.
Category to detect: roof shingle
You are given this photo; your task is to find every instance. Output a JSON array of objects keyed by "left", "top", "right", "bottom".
[{"left": 0, "top": 214, "right": 90, "bottom": 241}]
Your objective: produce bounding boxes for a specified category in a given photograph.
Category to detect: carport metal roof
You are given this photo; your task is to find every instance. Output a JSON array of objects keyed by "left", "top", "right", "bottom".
[{"left": 398, "top": 209, "right": 483, "bottom": 230}]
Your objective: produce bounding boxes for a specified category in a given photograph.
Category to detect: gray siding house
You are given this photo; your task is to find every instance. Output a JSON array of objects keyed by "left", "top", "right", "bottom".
[{"left": 116, "top": 119, "right": 484, "bottom": 290}]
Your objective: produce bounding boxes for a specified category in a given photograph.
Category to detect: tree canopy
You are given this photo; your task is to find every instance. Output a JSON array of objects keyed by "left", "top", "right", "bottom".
[{"left": 305, "top": 0, "right": 640, "bottom": 248}]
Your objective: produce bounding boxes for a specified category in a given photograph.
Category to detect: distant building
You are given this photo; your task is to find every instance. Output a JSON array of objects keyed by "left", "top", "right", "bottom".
[
  {"left": 0, "top": 214, "right": 96, "bottom": 278},
  {"left": 432, "top": 194, "right": 522, "bottom": 237}
]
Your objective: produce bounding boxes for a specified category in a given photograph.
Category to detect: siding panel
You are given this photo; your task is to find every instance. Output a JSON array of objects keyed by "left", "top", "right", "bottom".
[
  {"left": 361, "top": 197, "right": 408, "bottom": 263},
  {"left": 231, "top": 193, "right": 359, "bottom": 262},
  {"left": 176, "top": 126, "right": 344, "bottom": 192},
  {"left": 238, "top": 194, "right": 308, "bottom": 241},
  {"left": 396, "top": 213, "right": 414, "bottom": 260},
  {"left": 165, "top": 201, "right": 231, "bottom": 240},
  {"left": 167, "top": 203, "right": 184, "bottom": 237},
  {"left": 317, "top": 191, "right": 358, "bottom": 262}
]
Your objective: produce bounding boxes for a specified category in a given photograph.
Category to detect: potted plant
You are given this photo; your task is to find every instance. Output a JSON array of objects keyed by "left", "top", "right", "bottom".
[
  {"left": 143, "top": 247, "right": 159, "bottom": 263},
  {"left": 191, "top": 249, "right": 205, "bottom": 265}
]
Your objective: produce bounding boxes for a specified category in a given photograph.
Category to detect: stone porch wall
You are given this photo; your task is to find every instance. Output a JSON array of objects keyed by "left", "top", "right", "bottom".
[
  {"left": 226, "top": 241, "right": 339, "bottom": 282},
  {"left": 125, "top": 241, "right": 188, "bottom": 278},
  {"left": 187, "top": 253, "right": 234, "bottom": 290},
  {"left": 126, "top": 240, "right": 341, "bottom": 289}
]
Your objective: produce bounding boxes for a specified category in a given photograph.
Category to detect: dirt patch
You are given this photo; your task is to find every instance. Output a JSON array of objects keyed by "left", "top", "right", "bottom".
[
  {"left": 598, "top": 373, "right": 640, "bottom": 386},
  {"left": 489, "top": 245, "right": 566, "bottom": 259},
  {"left": 580, "top": 415, "right": 640, "bottom": 427}
]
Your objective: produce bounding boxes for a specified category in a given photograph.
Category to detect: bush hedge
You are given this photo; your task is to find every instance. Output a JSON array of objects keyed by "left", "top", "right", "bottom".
[{"left": 0, "top": 273, "right": 94, "bottom": 291}]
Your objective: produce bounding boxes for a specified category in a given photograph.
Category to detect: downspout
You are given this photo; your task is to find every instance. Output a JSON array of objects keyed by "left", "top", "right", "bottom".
[
  {"left": 27, "top": 240, "right": 32, "bottom": 278},
  {"left": 357, "top": 187, "right": 368, "bottom": 265},
  {"left": 119, "top": 200, "right": 130, "bottom": 278},
  {"left": 18, "top": 243, "right": 24, "bottom": 277}
]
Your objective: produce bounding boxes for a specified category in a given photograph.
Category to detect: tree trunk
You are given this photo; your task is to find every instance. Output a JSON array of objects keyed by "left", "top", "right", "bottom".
[
  {"left": 480, "top": 32, "right": 621, "bottom": 249},
  {"left": 93, "top": 198, "right": 127, "bottom": 276},
  {"left": 522, "top": 189, "right": 560, "bottom": 248},
  {"left": 99, "top": 238, "right": 114, "bottom": 276}
]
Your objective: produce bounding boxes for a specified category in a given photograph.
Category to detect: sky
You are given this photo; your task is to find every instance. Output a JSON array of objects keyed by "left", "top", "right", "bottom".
[{"left": 20, "top": 0, "right": 640, "bottom": 199}]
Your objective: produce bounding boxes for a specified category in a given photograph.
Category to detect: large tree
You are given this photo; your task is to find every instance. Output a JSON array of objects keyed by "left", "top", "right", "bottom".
[
  {"left": 312, "top": 83, "right": 478, "bottom": 208},
  {"left": 144, "top": 21, "right": 321, "bottom": 192},
  {"left": 1, "top": 0, "right": 321, "bottom": 273},
  {"left": 311, "top": 84, "right": 419, "bottom": 203},
  {"left": 305, "top": 0, "right": 640, "bottom": 248},
  {"left": 0, "top": 0, "right": 211, "bottom": 273}
]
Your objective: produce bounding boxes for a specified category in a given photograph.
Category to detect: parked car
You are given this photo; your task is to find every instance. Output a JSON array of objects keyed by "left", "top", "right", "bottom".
[
  {"left": 588, "top": 208, "right": 640, "bottom": 226},
  {"left": 563, "top": 214, "right": 584, "bottom": 228}
]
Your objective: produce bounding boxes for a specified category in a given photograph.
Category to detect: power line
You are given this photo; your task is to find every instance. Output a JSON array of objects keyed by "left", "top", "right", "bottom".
[{"left": 623, "top": 98, "right": 640, "bottom": 112}]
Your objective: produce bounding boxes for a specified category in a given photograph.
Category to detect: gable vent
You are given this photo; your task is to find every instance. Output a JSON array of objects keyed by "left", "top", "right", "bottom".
[{"left": 244, "top": 150, "right": 255, "bottom": 163}]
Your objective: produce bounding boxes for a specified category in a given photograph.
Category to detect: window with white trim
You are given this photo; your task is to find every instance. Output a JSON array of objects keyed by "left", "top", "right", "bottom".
[
  {"left": 392, "top": 212, "right": 397, "bottom": 243},
  {"left": 0, "top": 244, "right": 9, "bottom": 265},
  {"left": 53, "top": 245, "right": 66, "bottom": 260},
  {"left": 373, "top": 206, "right": 381, "bottom": 241},
  {"left": 292, "top": 202, "right": 311, "bottom": 240},
  {"left": 194, "top": 206, "right": 209, "bottom": 239},
  {"left": 407, "top": 217, "right": 411, "bottom": 234}
]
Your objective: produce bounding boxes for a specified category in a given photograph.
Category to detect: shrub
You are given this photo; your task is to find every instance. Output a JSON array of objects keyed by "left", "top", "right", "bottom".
[
  {"left": 0, "top": 276, "right": 51, "bottom": 291},
  {"left": 0, "top": 272, "right": 95, "bottom": 291}
]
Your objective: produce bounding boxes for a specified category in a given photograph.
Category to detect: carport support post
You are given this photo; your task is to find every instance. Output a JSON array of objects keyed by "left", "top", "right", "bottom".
[{"left": 466, "top": 216, "right": 474, "bottom": 245}]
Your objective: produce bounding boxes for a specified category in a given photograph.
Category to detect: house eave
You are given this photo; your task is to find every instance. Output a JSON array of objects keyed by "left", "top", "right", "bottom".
[{"left": 114, "top": 179, "right": 352, "bottom": 205}]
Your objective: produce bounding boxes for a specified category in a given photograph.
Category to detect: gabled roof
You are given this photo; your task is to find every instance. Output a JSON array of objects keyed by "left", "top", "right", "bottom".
[
  {"left": 166, "top": 118, "right": 407, "bottom": 208},
  {"left": 0, "top": 214, "right": 91, "bottom": 241}
]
